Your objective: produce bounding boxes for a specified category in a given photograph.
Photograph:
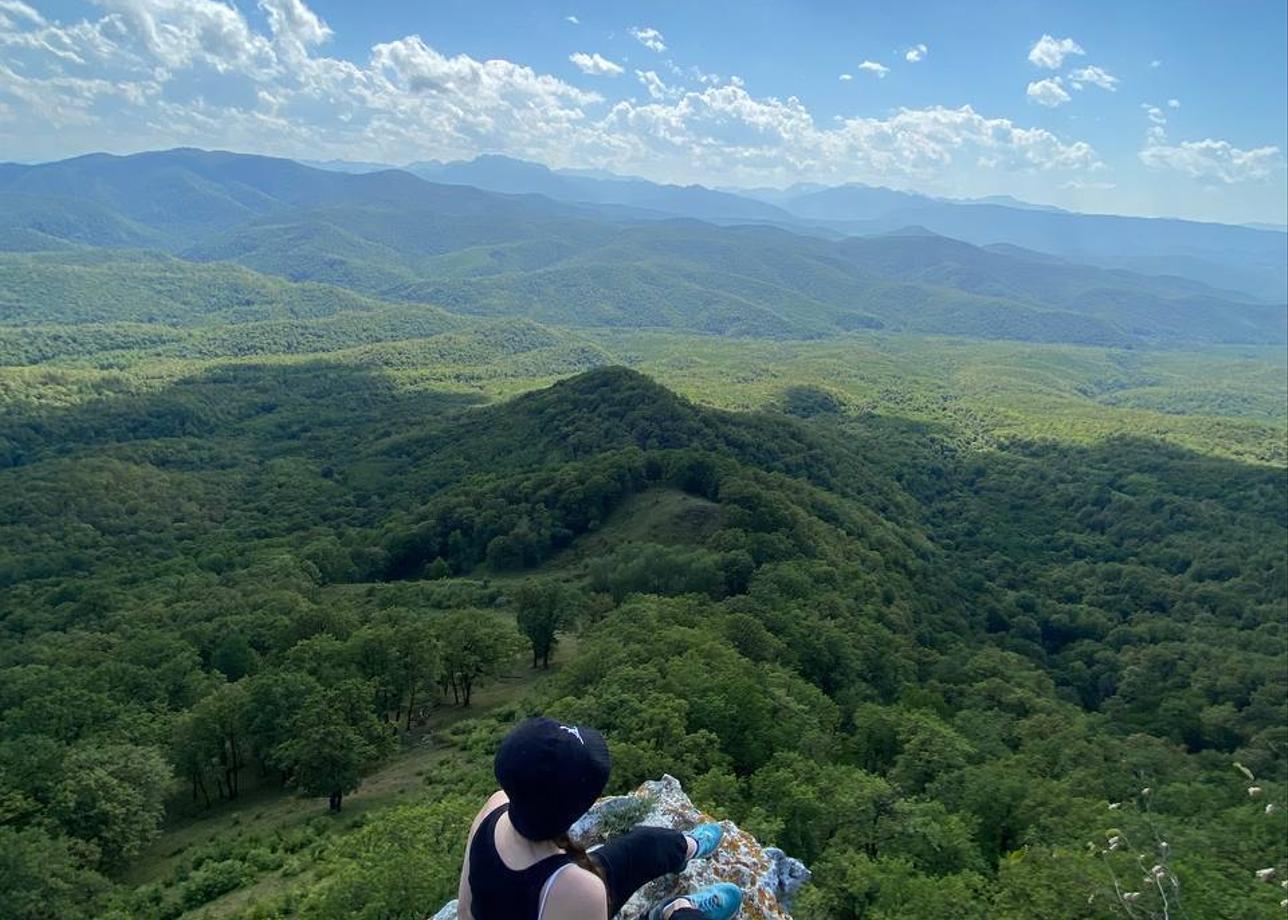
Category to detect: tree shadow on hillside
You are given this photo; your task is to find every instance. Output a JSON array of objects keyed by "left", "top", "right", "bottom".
[{"left": 0, "top": 360, "right": 489, "bottom": 471}]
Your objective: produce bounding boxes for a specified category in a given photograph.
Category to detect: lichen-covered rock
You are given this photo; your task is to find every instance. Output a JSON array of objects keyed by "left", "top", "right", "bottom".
[
  {"left": 430, "top": 903, "right": 459, "bottom": 920},
  {"left": 431, "top": 775, "right": 807, "bottom": 920}
]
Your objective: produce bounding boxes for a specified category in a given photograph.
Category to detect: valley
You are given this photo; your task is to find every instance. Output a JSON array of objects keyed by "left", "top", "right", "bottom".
[{"left": 0, "top": 148, "right": 1284, "bottom": 920}]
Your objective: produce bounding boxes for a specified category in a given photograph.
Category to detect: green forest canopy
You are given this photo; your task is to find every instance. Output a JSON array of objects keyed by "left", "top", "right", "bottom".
[
  {"left": 0, "top": 149, "right": 1284, "bottom": 919},
  {"left": 0, "top": 347, "right": 1284, "bottom": 919}
]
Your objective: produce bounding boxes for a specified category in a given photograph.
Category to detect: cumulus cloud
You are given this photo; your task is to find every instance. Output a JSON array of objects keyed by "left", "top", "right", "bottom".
[
  {"left": 838, "top": 73, "right": 852, "bottom": 81},
  {"left": 1067, "top": 65, "right": 1117, "bottom": 91},
  {"left": 1149, "top": 59, "right": 1162, "bottom": 68},
  {"left": 1028, "top": 34, "right": 1084, "bottom": 69},
  {"left": 1027, "top": 77, "right": 1070, "bottom": 107},
  {"left": 634, "top": 69, "right": 679, "bottom": 100},
  {"left": 569, "top": 51, "right": 623, "bottom": 76},
  {"left": 857, "top": 60, "right": 889, "bottom": 78},
  {"left": 1140, "top": 138, "right": 1282, "bottom": 183},
  {"left": 565, "top": 15, "right": 578, "bottom": 24},
  {"left": 629, "top": 26, "right": 666, "bottom": 53},
  {"left": 0, "top": 0, "right": 1105, "bottom": 190},
  {"left": 905, "top": 43, "right": 927, "bottom": 63},
  {"left": 1167, "top": 98, "right": 1180, "bottom": 108}
]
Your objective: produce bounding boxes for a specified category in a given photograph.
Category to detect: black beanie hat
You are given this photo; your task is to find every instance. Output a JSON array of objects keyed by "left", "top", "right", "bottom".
[{"left": 494, "top": 717, "right": 612, "bottom": 840}]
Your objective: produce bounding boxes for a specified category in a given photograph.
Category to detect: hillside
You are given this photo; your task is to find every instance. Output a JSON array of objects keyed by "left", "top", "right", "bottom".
[
  {"left": 330, "top": 153, "right": 1288, "bottom": 301},
  {"left": 0, "top": 360, "right": 1284, "bottom": 918},
  {"left": 779, "top": 185, "right": 1288, "bottom": 301},
  {"left": 1, "top": 149, "right": 1281, "bottom": 348}
]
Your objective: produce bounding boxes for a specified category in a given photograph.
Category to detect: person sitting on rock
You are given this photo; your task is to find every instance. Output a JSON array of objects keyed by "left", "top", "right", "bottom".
[{"left": 456, "top": 716, "right": 742, "bottom": 920}]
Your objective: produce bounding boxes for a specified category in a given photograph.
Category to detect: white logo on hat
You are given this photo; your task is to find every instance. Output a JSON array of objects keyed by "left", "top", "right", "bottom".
[{"left": 559, "top": 725, "right": 585, "bottom": 744}]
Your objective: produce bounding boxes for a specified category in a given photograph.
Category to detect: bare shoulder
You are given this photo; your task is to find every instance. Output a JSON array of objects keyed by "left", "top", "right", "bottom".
[
  {"left": 458, "top": 790, "right": 511, "bottom": 920},
  {"left": 542, "top": 865, "right": 608, "bottom": 920},
  {"left": 468, "top": 790, "right": 510, "bottom": 836}
]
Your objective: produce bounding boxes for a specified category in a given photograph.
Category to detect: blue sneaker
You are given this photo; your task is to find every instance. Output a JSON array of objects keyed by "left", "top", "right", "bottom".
[
  {"left": 686, "top": 823, "right": 725, "bottom": 861},
  {"left": 649, "top": 883, "right": 742, "bottom": 920}
]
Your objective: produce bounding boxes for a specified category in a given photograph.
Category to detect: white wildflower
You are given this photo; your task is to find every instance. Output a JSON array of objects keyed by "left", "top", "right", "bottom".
[
  {"left": 1122, "top": 891, "right": 1142, "bottom": 903},
  {"left": 1108, "top": 835, "right": 1123, "bottom": 850},
  {"left": 1268, "top": 803, "right": 1279, "bottom": 815},
  {"left": 1108, "top": 801, "right": 1122, "bottom": 810},
  {"left": 1249, "top": 786, "right": 1264, "bottom": 797},
  {"left": 1141, "top": 787, "right": 1153, "bottom": 797},
  {"left": 1256, "top": 867, "right": 1276, "bottom": 883}
]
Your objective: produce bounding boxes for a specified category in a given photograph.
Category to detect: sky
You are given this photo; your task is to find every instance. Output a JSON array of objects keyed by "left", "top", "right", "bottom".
[{"left": 1, "top": 0, "right": 1286, "bottom": 224}]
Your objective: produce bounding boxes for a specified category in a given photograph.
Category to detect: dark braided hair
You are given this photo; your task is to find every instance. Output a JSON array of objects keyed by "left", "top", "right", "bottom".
[{"left": 553, "top": 832, "right": 607, "bottom": 883}]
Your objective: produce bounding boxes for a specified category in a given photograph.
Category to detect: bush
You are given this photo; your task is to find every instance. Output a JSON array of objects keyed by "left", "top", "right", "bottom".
[{"left": 179, "top": 858, "right": 252, "bottom": 909}]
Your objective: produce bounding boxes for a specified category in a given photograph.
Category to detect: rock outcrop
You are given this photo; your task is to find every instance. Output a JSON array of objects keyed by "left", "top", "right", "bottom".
[{"left": 431, "top": 775, "right": 808, "bottom": 920}]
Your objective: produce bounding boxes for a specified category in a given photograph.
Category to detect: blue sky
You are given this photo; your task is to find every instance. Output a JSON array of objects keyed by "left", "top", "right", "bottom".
[{"left": 2, "top": 0, "right": 1286, "bottom": 224}]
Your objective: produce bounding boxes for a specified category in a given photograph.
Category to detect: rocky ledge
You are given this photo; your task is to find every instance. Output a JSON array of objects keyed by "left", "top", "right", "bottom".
[{"left": 432, "top": 774, "right": 809, "bottom": 919}]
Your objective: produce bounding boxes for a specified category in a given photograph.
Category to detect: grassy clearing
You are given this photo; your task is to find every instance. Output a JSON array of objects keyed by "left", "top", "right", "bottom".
[
  {"left": 120, "top": 624, "right": 578, "bottom": 918},
  {"left": 482, "top": 487, "right": 723, "bottom": 588}
]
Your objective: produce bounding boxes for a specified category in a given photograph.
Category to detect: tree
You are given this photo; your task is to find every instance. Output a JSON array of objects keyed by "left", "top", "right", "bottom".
[
  {"left": 513, "top": 580, "right": 574, "bottom": 669},
  {"left": 347, "top": 624, "right": 402, "bottom": 721},
  {"left": 434, "top": 611, "right": 523, "bottom": 706},
  {"left": 184, "top": 682, "right": 250, "bottom": 801},
  {"left": 211, "top": 632, "right": 255, "bottom": 681},
  {"left": 50, "top": 743, "right": 171, "bottom": 867},
  {"left": 242, "top": 669, "right": 323, "bottom": 778},
  {"left": 273, "top": 680, "right": 395, "bottom": 812},
  {"left": 0, "top": 827, "right": 109, "bottom": 920},
  {"left": 391, "top": 622, "right": 442, "bottom": 731}
]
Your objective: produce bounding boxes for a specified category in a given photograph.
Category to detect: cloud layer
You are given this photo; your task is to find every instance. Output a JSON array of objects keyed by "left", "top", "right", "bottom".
[{"left": 0, "top": 0, "right": 1112, "bottom": 191}]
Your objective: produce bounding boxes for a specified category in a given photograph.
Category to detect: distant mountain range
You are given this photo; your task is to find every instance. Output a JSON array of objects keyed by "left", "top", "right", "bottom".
[
  {"left": 0, "top": 148, "right": 1282, "bottom": 347},
  {"left": 301, "top": 152, "right": 1286, "bottom": 301}
]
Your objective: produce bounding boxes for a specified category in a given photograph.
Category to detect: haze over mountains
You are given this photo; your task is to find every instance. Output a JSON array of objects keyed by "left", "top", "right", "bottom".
[
  {"left": 387, "top": 152, "right": 1287, "bottom": 301},
  {"left": 0, "top": 148, "right": 1283, "bottom": 349}
]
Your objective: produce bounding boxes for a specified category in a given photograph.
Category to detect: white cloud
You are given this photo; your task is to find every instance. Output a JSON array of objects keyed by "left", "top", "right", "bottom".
[
  {"left": 1061, "top": 179, "right": 1117, "bottom": 190},
  {"left": 565, "top": 15, "right": 579, "bottom": 25},
  {"left": 838, "top": 73, "right": 852, "bottom": 81},
  {"left": 1067, "top": 65, "right": 1117, "bottom": 91},
  {"left": 260, "top": 0, "right": 332, "bottom": 63},
  {"left": 857, "top": 60, "right": 889, "bottom": 78},
  {"left": 1167, "top": 98, "right": 1180, "bottom": 108},
  {"left": 1140, "top": 137, "right": 1282, "bottom": 183},
  {"left": 634, "top": 69, "right": 679, "bottom": 101},
  {"left": 0, "top": 1, "right": 44, "bottom": 26},
  {"left": 1142, "top": 103, "right": 1167, "bottom": 125},
  {"left": 1149, "top": 59, "right": 1162, "bottom": 68},
  {"left": 1027, "top": 77, "right": 1071, "bottom": 107},
  {"left": 1028, "top": 34, "right": 1084, "bottom": 69},
  {"left": 905, "top": 43, "right": 927, "bottom": 63},
  {"left": 569, "top": 51, "right": 623, "bottom": 76},
  {"left": 629, "top": 26, "right": 666, "bottom": 53},
  {"left": 0, "top": 1, "right": 1105, "bottom": 191}
]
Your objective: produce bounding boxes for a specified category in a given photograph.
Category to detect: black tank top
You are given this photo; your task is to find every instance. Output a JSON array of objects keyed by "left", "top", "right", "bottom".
[{"left": 468, "top": 804, "right": 573, "bottom": 920}]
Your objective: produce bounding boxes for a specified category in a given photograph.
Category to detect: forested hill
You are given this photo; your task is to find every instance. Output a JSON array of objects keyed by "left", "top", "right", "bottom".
[
  {"left": 1, "top": 146, "right": 1285, "bottom": 918},
  {"left": 1, "top": 360, "right": 1284, "bottom": 918},
  {"left": 2, "top": 148, "right": 1284, "bottom": 347}
]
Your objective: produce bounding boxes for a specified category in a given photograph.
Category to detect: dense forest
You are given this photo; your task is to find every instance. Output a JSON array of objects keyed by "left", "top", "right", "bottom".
[
  {"left": 0, "top": 356, "right": 1284, "bottom": 919},
  {"left": 0, "top": 149, "right": 1285, "bottom": 919}
]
